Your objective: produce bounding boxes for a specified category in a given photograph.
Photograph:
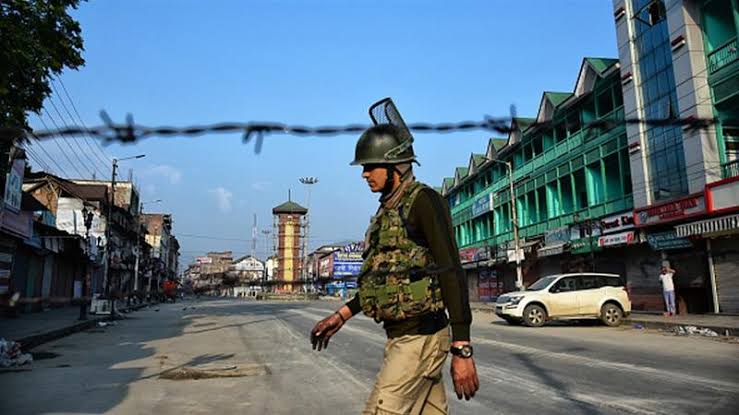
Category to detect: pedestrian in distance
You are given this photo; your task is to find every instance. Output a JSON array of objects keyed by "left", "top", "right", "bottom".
[
  {"left": 310, "top": 98, "right": 479, "bottom": 414},
  {"left": 659, "top": 264, "right": 676, "bottom": 316}
]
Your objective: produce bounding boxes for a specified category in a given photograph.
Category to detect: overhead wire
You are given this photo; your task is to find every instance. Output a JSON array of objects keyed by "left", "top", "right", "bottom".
[
  {"left": 45, "top": 94, "right": 104, "bottom": 178},
  {"left": 34, "top": 114, "right": 86, "bottom": 178},
  {"left": 51, "top": 79, "right": 113, "bottom": 174}
]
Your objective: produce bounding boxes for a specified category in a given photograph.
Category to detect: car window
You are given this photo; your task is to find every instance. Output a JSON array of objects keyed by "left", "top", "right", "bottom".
[
  {"left": 605, "top": 276, "right": 623, "bottom": 287},
  {"left": 527, "top": 276, "right": 558, "bottom": 291},
  {"left": 580, "top": 275, "right": 599, "bottom": 290},
  {"left": 552, "top": 277, "right": 577, "bottom": 293}
]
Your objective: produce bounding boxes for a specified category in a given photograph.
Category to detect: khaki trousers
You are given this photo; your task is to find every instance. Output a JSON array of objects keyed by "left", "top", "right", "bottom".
[{"left": 362, "top": 327, "right": 451, "bottom": 415}]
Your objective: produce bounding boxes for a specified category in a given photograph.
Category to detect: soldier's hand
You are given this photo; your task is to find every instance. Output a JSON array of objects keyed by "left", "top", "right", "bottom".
[
  {"left": 451, "top": 355, "right": 479, "bottom": 400},
  {"left": 310, "top": 312, "right": 344, "bottom": 351}
]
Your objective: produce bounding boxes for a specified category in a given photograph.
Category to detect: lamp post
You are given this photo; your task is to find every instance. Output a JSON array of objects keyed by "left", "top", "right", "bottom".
[
  {"left": 261, "top": 229, "right": 271, "bottom": 292},
  {"left": 484, "top": 158, "right": 523, "bottom": 290},
  {"left": 299, "top": 177, "right": 318, "bottom": 293},
  {"left": 79, "top": 206, "right": 95, "bottom": 320},
  {"left": 104, "top": 154, "right": 145, "bottom": 317}
]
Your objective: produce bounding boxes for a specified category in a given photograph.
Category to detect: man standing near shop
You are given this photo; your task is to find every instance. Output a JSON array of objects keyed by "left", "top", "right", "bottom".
[
  {"left": 310, "top": 98, "right": 478, "bottom": 414},
  {"left": 659, "top": 264, "right": 677, "bottom": 316}
]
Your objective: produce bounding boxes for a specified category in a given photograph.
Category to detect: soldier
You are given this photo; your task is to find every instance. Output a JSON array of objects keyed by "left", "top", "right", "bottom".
[{"left": 311, "top": 98, "right": 479, "bottom": 414}]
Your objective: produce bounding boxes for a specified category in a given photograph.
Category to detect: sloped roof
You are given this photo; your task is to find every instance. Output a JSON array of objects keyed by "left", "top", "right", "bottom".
[
  {"left": 455, "top": 167, "right": 469, "bottom": 179},
  {"left": 488, "top": 138, "right": 507, "bottom": 151},
  {"left": 544, "top": 92, "right": 574, "bottom": 107},
  {"left": 471, "top": 153, "right": 486, "bottom": 167},
  {"left": 584, "top": 57, "right": 619, "bottom": 75},
  {"left": 514, "top": 117, "right": 536, "bottom": 132},
  {"left": 443, "top": 177, "right": 454, "bottom": 188},
  {"left": 272, "top": 200, "right": 307, "bottom": 214}
]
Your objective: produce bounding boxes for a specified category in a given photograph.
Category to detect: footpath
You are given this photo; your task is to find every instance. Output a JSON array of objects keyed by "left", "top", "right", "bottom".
[
  {"left": 469, "top": 301, "right": 739, "bottom": 336},
  {"left": 0, "top": 302, "right": 150, "bottom": 351}
]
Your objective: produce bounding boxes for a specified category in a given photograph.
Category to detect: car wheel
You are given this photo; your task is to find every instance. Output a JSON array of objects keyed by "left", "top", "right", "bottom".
[
  {"left": 601, "top": 303, "right": 623, "bottom": 327},
  {"left": 522, "top": 304, "right": 547, "bottom": 327}
]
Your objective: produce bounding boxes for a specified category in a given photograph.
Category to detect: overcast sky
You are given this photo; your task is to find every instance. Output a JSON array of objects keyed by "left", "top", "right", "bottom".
[{"left": 26, "top": 0, "right": 617, "bottom": 267}]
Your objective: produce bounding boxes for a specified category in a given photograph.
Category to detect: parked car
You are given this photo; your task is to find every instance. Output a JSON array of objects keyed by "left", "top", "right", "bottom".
[{"left": 495, "top": 273, "right": 631, "bottom": 327}]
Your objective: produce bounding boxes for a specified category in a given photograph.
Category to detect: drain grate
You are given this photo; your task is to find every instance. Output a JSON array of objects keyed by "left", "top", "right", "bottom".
[{"left": 159, "top": 364, "right": 269, "bottom": 380}]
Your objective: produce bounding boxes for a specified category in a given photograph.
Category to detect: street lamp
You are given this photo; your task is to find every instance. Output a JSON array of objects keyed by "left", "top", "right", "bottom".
[
  {"left": 299, "top": 177, "right": 318, "bottom": 293},
  {"left": 105, "top": 154, "right": 145, "bottom": 318},
  {"left": 78, "top": 206, "right": 95, "bottom": 320},
  {"left": 483, "top": 157, "right": 523, "bottom": 290}
]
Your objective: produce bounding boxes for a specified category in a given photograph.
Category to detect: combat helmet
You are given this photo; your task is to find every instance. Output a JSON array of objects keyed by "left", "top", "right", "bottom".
[{"left": 350, "top": 98, "right": 418, "bottom": 166}]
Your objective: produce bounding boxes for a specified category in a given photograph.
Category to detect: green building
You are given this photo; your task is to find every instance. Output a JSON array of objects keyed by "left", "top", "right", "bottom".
[{"left": 442, "top": 58, "right": 633, "bottom": 298}]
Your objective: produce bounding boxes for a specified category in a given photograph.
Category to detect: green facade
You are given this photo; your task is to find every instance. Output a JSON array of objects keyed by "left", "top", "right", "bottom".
[
  {"left": 445, "top": 58, "right": 633, "bottom": 249},
  {"left": 701, "top": 0, "right": 739, "bottom": 178}
]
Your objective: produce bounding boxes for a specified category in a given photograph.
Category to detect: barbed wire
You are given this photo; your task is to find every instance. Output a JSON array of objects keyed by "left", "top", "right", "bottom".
[{"left": 5, "top": 110, "right": 731, "bottom": 154}]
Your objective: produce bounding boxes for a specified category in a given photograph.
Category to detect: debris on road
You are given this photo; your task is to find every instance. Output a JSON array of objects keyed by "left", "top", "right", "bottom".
[
  {"left": 633, "top": 324, "right": 644, "bottom": 330},
  {"left": 97, "top": 321, "right": 118, "bottom": 328},
  {"left": 0, "top": 338, "right": 33, "bottom": 368},
  {"left": 669, "top": 325, "right": 719, "bottom": 337},
  {"left": 159, "top": 364, "right": 268, "bottom": 380}
]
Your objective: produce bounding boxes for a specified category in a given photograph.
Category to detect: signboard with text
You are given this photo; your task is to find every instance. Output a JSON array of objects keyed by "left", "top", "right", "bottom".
[
  {"left": 333, "top": 246, "right": 363, "bottom": 277},
  {"left": 634, "top": 194, "right": 705, "bottom": 226},
  {"left": 599, "top": 212, "right": 635, "bottom": 234},
  {"left": 646, "top": 230, "right": 693, "bottom": 251},
  {"left": 471, "top": 193, "right": 493, "bottom": 218},
  {"left": 598, "top": 231, "right": 635, "bottom": 247}
]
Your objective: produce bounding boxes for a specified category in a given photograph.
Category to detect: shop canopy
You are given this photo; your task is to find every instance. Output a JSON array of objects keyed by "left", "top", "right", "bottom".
[{"left": 675, "top": 213, "right": 739, "bottom": 238}]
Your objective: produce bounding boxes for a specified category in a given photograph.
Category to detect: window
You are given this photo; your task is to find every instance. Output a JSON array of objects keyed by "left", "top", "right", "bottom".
[
  {"left": 559, "top": 175, "right": 574, "bottom": 213},
  {"left": 596, "top": 89, "right": 614, "bottom": 117},
  {"left": 552, "top": 277, "right": 578, "bottom": 293},
  {"left": 580, "top": 275, "right": 599, "bottom": 290},
  {"left": 703, "top": 0, "right": 736, "bottom": 51},
  {"left": 573, "top": 169, "right": 588, "bottom": 209}
]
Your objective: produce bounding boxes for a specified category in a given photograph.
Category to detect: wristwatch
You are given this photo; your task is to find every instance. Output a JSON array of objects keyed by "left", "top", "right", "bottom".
[{"left": 450, "top": 344, "right": 474, "bottom": 358}]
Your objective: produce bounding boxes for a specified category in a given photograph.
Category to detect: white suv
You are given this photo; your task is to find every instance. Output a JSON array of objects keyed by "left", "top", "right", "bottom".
[{"left": 495, "top": 273, "right": 631, "bottom": 327}]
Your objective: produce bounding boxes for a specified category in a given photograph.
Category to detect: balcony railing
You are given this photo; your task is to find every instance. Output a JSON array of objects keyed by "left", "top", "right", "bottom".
[
  {"left": 722, "top": 159, "right": 739, "bottom": 179},
  {"left": 708, "top": 37, "right": 738, "bottom": 74}
]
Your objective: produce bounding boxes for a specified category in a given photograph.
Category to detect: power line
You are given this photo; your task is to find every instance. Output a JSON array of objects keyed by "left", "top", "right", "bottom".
[
  {"left": 35, "top": 115, "right": 86, "bottom": 178},
  {"left": 45, "top": 95, "right": 103, "bottom": 178},
  {"left": 24, "top": 135, "right": 70, "bottom": 177},
  {"left": 52, "top": 79, "right": 113, "bottom": 173}
]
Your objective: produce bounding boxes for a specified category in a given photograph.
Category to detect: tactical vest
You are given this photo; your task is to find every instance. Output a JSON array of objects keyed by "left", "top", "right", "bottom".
[{"left": 358, "top": 182, "right": 444, "bottom": 322}]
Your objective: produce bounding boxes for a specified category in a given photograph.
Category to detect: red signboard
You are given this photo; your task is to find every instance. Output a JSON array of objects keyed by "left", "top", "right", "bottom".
[
  {"left": 458, "top": 247, "right": 480, "bottom": 263},
  {"left": 706, "top": 175, "right": 739, "bottom": 215},
  {"left": 634, "top": 193, "right": 706, "bottom": 226}
]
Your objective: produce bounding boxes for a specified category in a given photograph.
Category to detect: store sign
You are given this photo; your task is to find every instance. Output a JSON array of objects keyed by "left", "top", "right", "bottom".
[
  {"left": 3, "top": 159, "right": 24, "bottom": 212},
  {"left": 599, "top": 212, "right": 635, "bottom": 234},
  {"left": 459, "top": 247, "right": 480, "bottom": 263},
  {"left": 544, "top": 227, "right": 570, "bottom": 245},
  {"left": 570, "top": 237, "right": 602, "bottom": 254},
  {"left": 634, "top": 194, "right": 705, "bottom": 226},
  {"left": 333, "top": 248, "right": 363, "bottom": 277},
  {"left": 706, "top": 176, "right": 739, "bottom": 214},
  {"left": 471, "top": 193, "right": 493, "bottom": 218},
  {"left": 598, "top": 231, "right": 635, "bottom": 247},
  {"left": 646, "top": 230, "right": 693, "bottom": 251}
]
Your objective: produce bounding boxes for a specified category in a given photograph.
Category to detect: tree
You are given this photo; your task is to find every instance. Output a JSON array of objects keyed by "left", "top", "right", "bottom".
[{"left": 0, "top": 0, "right": 85, "bottom": 134}]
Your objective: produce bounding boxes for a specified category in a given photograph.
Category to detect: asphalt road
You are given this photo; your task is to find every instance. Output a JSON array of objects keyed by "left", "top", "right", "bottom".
[{"left": 2, "top": 298, "right": 738, "bottom": 415}]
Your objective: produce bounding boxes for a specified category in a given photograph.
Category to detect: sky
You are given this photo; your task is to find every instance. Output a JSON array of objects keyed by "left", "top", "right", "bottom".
[{"left": 26, "top": 0, "right": 618, "bottom": 267}]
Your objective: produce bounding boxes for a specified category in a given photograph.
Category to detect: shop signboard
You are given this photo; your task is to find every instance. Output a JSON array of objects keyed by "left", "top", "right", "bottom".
[
  {"left": 544, "top": 227, "right": 570, "bottom": 245},
  {"left": 570, "top": 237, "right": 602, "bottom": 254},
  {"left": 333, "top": 245, "right": 363, "bottom": 277},
  {"left": 646, "top": 230, "right": 693, "bottom": 251},
  {"left": 3, "top": 159, "right": 24, "bottom": 212},
  {"left": 597, "top": 231, "right": 635, "bottom": 247},
  {"left": 471, "top": 193, "right": 493, "bottom": 218},
  {"left": 478, "top": 269, "right": 499, "bottom": 301},
  {"left": 706, "top": 176, "right": 739, "bottom": 215},
  {"left": 599, "top": 212, "right": 635, "bottom": 234},
  {"left": 634, "top": 194, "right": 706, "bottom": 226},
  {"left": 458, "top": 247, "right": 480, "bottom": 263}
]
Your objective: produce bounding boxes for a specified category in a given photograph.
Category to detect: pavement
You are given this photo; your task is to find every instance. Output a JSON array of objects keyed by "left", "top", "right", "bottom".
[
  {"left": 469, "top": 301, "right": 739, "bottom": 336},
  {"left": 1, "top": 298, "right": 737, "bottom": 414},
  {"left": 0, "top": 301, "right": 152, "bottom": 350}
]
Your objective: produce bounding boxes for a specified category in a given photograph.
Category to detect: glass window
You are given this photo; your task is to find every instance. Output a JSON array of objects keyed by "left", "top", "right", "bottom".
[
  {"left": 597, "top": 90, "right": 614, "bottom": 117},
  {"left": 580, "top": 275, "right": 599, "bottom": 290},
  {"left": 552, "top": 277, "right": 578, "bottom": 293}
]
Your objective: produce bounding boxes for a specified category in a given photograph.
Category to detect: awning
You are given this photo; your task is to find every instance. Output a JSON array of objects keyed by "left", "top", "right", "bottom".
[
  {"left": 676, "top": 213, "right": 739, "bottom": 237},
  {"left": 537, "top": 243, "right": 568, "bottom": 258}
]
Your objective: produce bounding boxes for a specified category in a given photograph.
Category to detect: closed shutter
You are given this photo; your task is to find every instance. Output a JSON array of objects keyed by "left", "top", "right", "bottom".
[{"left": 713, "top": 237, "right": 739, "bottom": 313}]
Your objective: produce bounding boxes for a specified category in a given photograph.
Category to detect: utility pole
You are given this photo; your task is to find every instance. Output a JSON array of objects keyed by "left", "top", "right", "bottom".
[
  {"left": 485, "top": 157, "right": 523, "bottom": 290},
  {"left": 261, "top": 229, "right": 271, "bottom": 290},
  {"left": 299, "top": 177, "right": 318, "bottom": 292},
  {"left": 135, "top": 199, "right": 161, "bottom": 295},
  {"left": 104, "top": 154, "right": 145, "bottom": 316}
]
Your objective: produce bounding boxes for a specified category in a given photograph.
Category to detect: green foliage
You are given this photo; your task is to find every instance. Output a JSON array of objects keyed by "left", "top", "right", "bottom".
[{"left": 0, "top": 0, "right": 85, "bottom": 133}]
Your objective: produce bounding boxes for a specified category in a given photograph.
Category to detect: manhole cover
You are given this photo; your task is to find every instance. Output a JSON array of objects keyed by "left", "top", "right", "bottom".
[{"left": 159, "top": 364, "right": 268, "bottom": 380}]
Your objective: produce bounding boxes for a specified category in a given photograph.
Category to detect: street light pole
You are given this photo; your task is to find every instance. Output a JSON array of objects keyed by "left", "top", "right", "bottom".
[
  {"left": 261, "top": 229, "right": 271, "bottom": 292},
  {"left": 485, "top": 157, "right": 523, "bottom": 290},
  {"left": 104, "top": 154, "right": 145, "bottom": 317},
  {"left": 135, "top": 199, "right": 161, "bottom": 296},
  {"left": 299, "top": 177, "right": 318, "bottom": 293}
]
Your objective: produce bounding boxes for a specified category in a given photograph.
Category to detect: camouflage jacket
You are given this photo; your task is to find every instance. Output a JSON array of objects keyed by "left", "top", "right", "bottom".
[{"left": 358, "top": 182, "right": 444, "bottom": 322}]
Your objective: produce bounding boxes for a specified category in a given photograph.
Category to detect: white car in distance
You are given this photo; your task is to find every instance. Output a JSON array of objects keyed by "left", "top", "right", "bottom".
[{"left": 495, "top": 273, "right": 632, "bottom": 327}]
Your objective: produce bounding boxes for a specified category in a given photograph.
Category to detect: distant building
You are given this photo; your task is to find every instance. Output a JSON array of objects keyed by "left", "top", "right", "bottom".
[{"left": 272, "top": 197, "right": 307, "bottom": 292}]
